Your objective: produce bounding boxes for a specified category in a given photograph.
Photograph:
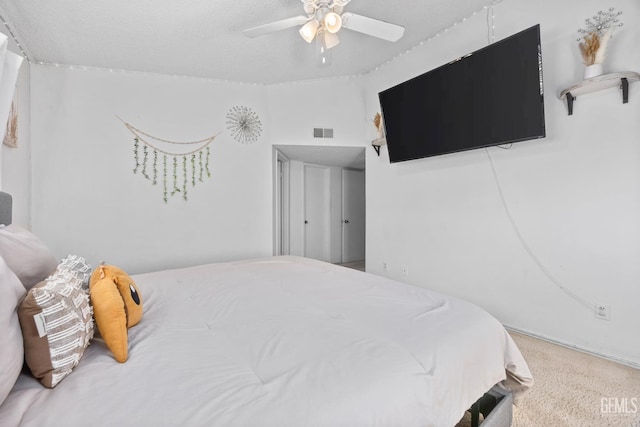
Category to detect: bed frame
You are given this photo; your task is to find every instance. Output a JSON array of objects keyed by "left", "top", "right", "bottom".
[
  {"left": 470, "top": 386, "right": 513, "bottom": 427},
  {"left": 0, "top": 190, "right": 513, "bottom": 426},
  {"left": 0, "top": 191, "right": 11, "bottom": 225}
]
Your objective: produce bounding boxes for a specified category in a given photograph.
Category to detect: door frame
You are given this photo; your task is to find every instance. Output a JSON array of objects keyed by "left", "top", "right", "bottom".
[
  {"left": 341, "top": 168, "right": 366, "bottom": 263},
  {"left": 273, "top": 149, "right": 290, "bottom": 256}
]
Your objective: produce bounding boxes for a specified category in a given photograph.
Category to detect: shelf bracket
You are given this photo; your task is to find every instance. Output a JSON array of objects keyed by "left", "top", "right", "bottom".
[
  {"left": 371, "top": 138, "right": 386, "bottom": 156},
  {"left": 558, "top": 72, "right": 640, "bottom": 116},
  {"left": 565, "top": 92, "right": 575, "bottom": 115},
  {"left": 621, "top": 78, "right": 629, "bottom": 104}
]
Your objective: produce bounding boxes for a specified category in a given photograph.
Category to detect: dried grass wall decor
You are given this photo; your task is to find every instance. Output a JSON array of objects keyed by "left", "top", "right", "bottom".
[{"left": 2, "top": 97, "right": 18, "bottom": 148}]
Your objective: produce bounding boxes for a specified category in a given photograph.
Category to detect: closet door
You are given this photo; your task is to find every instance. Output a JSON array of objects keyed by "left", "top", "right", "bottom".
[{"left": 304, "top": 165, "right": 330, "bottom": 262}]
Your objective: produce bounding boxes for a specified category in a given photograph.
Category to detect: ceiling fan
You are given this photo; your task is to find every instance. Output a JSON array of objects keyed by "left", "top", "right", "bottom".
[{"left": 243, "top": 0, "right": 405, "bottom": 54}]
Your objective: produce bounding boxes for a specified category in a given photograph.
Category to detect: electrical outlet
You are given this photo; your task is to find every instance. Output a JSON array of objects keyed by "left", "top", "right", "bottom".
[
  {"left": 382, "top": 262, "right": 388, "bottom": 272},
  {"left": 594, "top": 304, "right": 610, "bottom": 321},
  {"left": 401, "top": 265, "right": 409, "bottom": 275}
]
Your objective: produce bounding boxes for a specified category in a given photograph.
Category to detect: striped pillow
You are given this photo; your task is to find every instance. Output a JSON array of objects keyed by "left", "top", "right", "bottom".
[{"left": 18, "top": 255, "right": 94, "bottom": 388}]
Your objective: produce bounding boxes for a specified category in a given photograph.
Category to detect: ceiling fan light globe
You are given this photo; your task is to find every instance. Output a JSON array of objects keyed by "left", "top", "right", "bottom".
[
  {"left": 299, "top": 19, "right": 319, "bottom": 43},
  {"left": 323, "top": 31, "right": 340, "bottom": 49},
  {"left": 324, "top": 12, "right": 342, "bottom": 33}
]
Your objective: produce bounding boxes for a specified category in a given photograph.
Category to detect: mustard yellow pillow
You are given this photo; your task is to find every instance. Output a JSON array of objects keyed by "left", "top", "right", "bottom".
[{"left": 89, "top": 264, "right": 143, "bottom": 363}]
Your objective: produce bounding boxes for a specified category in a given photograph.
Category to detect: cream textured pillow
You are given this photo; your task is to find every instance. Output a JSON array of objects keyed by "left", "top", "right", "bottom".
[
  {"left": 18, "top": 255, "right": 94, "bottom": 388},
  {"left": 60, "top": 254, "right": 93, "bottom": 290},
  {"left": 0, "top": 255, "right": 26, "bottom": 405},
  {"left": 0, "top": 224, "right": 58, "bottom": 290}
]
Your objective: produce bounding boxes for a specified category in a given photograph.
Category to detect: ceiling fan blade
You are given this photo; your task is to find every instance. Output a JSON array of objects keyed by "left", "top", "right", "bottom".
[
  {"left": 243, "top": 15, "right": 309, "bottom": 38},
  {"left": 341, "top": 12, "right": 404, "bottom": 42}
]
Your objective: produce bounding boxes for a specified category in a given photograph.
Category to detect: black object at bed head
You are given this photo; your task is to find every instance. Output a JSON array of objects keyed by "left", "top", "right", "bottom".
[{"left": 0, "top": 191, "right": 12, "bottom": 225}]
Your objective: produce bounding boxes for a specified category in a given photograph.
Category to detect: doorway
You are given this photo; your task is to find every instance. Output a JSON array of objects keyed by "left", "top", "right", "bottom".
[{"left": 273, "top": 145, "right": 365, "bottom": 268}]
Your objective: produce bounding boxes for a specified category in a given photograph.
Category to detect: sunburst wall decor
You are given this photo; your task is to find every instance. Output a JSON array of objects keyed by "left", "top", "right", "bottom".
[
  {"left": 119, "top": 117, "right": 218, "bottom": 203},
  {"left": 226, "top": 106, "right": 262, "bottom": 144}
]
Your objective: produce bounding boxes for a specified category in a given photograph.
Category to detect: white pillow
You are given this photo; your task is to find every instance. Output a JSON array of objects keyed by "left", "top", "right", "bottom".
[
  {"left": 0, "top": 224, "right": 57, "bottom": 290},
  {"left": 0, "top": 255, "right": 26, "bottom": 405}
]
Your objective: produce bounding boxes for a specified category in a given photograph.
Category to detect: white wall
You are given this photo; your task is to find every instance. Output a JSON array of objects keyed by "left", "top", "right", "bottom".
[
  {"left": 0, "top": 30, "right": 30, "bottom": 227},
  {"left": 30, "top": 67, "right": 273, "bottom": 274},
  {"left": 365, "top": 0, "right": 640, "bottom": 366},
  {"left": 266, "top": 77, "right": 367, "bottom": 147}
]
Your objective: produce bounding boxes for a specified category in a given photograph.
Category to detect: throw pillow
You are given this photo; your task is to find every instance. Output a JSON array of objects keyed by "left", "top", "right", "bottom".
[
  {"left": 0, "top": 256, "right": 26, "bottom": 405},
  {"left": 18, "top": 255, "right": 94, "bottom": 388},
  {"left": 89, "top": 264, "right": 143, "bottom": 363},
  {"left": 0, "top": 224, "right": 57, "bottom": 290}
]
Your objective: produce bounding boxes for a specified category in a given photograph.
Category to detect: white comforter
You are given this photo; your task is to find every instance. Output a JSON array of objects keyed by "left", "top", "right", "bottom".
[{"left": 1, "top": 256, "right": 532, "bottom": 427}]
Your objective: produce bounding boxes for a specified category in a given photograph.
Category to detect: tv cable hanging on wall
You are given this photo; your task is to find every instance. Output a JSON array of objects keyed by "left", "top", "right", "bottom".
[
  {"left": 485, "top": 148, "right": 598, "bottom": 314},
  {"left": 483, "top": 1, "right": 597, "bottom": 314}
]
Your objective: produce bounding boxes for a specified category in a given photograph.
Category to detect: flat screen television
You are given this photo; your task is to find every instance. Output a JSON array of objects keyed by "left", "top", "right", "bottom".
[{"left": 378, "top": 24, "right": 545, "bottom": 163}]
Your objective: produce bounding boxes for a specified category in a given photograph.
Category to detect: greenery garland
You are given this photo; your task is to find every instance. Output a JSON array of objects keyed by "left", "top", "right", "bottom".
[
  {"left": 120, "top": 116, "right": 217, "bottom": 203},
  {"left": 163, "top": 154, "right": 168, "bottom": 203}
]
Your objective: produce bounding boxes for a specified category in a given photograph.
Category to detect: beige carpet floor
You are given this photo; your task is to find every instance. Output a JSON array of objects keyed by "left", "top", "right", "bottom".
[
  {"left": 335, "top": 260, "right": 366, "bottom": 271},
  {"left": 457, "top": 331, "right": 640, "bottom": 427}
]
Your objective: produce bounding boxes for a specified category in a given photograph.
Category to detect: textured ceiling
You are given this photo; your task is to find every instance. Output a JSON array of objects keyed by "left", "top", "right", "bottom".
[{"left": 0, "top": 0, "right": 493, "bottom": 84}]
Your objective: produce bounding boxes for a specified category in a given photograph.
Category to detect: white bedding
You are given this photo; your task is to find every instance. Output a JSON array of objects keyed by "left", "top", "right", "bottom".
[{"left": 1, "top": 256, "right": 532, "bottom": 427}]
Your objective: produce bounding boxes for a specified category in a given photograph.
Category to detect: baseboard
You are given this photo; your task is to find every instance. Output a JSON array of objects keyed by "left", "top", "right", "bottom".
[{"left": 504, "top": 325, "right": 640, "bottom": 370}]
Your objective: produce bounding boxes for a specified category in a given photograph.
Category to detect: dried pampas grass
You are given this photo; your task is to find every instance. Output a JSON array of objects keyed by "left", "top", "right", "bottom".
[
  {"left": 373, "top": 112, "right": 382, "bottom": 131},
  {"left": 578, "top": 27, "right": 614, "bottom": 66},
  {"left": 594, "top": 30, "right": 611, "bottom": 65},
  {"left": 579, "top": 32, "right": 600, "bottom": 65},
  {"left": 372, "top": 112, "right": 385, "bottom": 139}
]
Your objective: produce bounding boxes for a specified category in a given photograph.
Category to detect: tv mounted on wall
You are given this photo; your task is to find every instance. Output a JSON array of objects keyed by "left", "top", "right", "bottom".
[{"left": 378, "top": 24, "right": 545, "bottom": 163}]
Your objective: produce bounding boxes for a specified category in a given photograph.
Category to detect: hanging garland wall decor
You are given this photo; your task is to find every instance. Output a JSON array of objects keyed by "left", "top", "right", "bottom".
[
  {"left": 118, "top": 116, "right": 217, "bottom": 203},
  {"left": 226, "top": 106, "right": 262, "bottom": 144}
]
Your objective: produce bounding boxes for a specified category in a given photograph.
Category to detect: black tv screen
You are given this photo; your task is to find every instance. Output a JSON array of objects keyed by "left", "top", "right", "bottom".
[{"left": 379, "top": 24, "right": 545, "bottom": 163}]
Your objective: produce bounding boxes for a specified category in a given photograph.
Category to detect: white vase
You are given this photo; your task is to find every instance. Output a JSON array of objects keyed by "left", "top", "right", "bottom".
[{"left": 584, "top": 63, "right": 603, "bottom": 79}]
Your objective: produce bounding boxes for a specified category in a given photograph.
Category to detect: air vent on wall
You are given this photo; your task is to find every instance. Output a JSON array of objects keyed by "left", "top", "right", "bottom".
[{"left": 313, "top": 128, "right": 334, "bottom": 138}]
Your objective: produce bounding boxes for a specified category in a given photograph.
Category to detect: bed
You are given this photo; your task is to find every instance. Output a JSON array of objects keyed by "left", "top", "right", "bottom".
[{"left": 0, "top": 191, "right": 532, "bottom": 426}]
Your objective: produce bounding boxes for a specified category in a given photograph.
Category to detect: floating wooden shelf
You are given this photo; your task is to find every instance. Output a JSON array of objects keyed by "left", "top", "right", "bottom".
[
  {"left": 559, "top": 71, "right": 640, "bottom": 115},
  {"left": 371, "top": 138, "right": 386, "bottom": 156}
]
